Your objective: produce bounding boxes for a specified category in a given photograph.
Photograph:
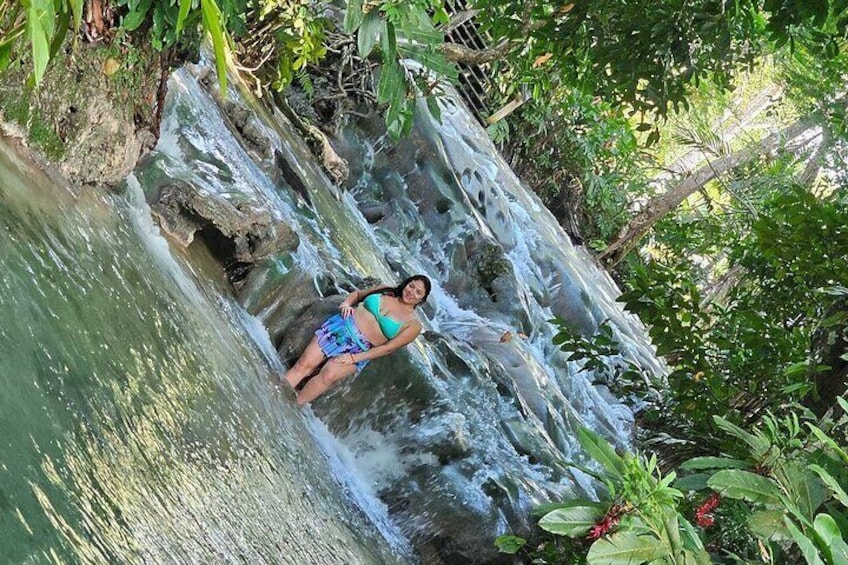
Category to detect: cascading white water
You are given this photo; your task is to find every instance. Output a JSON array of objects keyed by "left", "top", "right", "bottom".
[
  {"left": 1, "top": 54, "right": 663, "bottom": 563},
  {"left": 141, "top": 61, "right": 666, "bottom": 561}
]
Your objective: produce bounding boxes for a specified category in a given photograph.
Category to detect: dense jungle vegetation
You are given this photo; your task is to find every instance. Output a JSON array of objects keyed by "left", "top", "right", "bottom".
[{"left": 2, "top": 0, "right": 848, "bottom": 562}]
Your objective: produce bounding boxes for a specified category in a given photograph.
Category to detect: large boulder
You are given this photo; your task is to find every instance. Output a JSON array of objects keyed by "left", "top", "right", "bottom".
[
  {"left": 0, "top": 39, "right": 166, "bottom": 188},
  {"left": 150, "top": 180, "right": 299, "bottom": 280}
]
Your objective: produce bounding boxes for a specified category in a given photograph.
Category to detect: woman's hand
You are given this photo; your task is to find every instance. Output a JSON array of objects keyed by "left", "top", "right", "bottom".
[
  {"left": 332, "top": 353, "right": 358, "bottom": 366},
  {"left": 339, "top": 303, "right": 354, "bottom": 319}
]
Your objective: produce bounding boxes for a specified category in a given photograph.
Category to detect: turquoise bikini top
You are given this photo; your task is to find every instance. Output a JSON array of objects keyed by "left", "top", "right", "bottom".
[{"left": 362, "top": 293, "right": 403, "bottom": 339}]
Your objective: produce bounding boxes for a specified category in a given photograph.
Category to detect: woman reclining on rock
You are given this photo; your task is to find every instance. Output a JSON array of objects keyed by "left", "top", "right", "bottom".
[{"left": 284, "top": 275, "right": 431, "bottom": 405}]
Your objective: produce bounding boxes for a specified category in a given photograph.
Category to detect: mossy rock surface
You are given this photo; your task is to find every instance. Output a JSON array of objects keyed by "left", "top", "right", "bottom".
[{"left": 0, "top": 38, "right": 165, "bottom": 187}]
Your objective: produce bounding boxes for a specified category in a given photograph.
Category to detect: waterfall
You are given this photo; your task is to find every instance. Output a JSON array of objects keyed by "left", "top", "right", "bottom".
[{"left": 0, "top": 57, "right": 662, "bottom": 563}]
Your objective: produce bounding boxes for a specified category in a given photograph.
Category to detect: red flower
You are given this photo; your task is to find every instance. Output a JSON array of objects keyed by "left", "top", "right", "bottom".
[
  {"left": 694, "top": 493, "right": 721, "bottom": 529},
  {"left": 588, "top": 504, "right": 624, "bottom": 540},
  {"left": 696, "top": 514, "right": 715, "bottom": 528}
]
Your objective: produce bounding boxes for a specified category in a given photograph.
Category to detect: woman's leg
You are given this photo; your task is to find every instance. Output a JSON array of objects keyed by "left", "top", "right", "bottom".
[
  {"left": 296, "top": 360, "right": 356, "bottom": 405},
  {"left": 284, "top": 335, "right": 325, "bottom": 389}
]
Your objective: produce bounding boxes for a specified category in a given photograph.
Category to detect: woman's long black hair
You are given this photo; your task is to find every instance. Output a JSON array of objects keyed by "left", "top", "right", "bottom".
[{"left": 364, "top": 275, "right": 432, "bottom": 306}]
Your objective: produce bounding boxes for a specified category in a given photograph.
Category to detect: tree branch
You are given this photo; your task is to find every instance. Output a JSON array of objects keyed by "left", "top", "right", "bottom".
[{"left": 598, "top": 117, "right": 818, "bottom": 268}]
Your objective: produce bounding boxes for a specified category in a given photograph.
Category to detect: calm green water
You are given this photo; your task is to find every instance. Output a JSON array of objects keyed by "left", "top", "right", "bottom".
[{"left": 0, "top": 140, "right": 405, "bottom": 564}]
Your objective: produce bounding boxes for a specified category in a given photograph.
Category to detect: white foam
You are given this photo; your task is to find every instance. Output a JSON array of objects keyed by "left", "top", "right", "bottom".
[{"left": 304, "top": 414, "right": 417, "bottom": 556}]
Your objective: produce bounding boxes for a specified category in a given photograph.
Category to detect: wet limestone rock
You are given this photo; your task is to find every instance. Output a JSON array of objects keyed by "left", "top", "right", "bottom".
[
  {"left": 223, "top": 101, "right": 273, "bottom": 161},
  {"left": 307, "top": 124, "right": 349, "bottom": 186},
  {"left": 0, "top": 41, "right": 166, "bottom": 188},
  {"left": 151, "top": 180, "right": 299, "bottom": 272},
  {"left": 445, "top": 235, "right": 532, "bottom": 333}
]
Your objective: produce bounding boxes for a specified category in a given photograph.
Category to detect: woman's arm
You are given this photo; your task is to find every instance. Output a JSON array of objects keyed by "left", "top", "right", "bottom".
[{"left": 350, "top": 321, "right": 422, "bottom": 363}]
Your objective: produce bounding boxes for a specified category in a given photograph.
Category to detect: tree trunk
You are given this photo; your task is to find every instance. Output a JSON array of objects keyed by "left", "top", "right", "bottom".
[
  {"left": 701, "top": 264, "right": 746, "bottom": 309},
  {"left": 437, "top": 2, "right": 543, "bottom": 65},
  {"left": 598, "top": 117, "right": 817, "bottom": 268},
  {"left": 437, "top": 40, "right": 512, "bottom": 65},
  {"left": 798, "top": 129, "right": 829, "bottom": 185}
]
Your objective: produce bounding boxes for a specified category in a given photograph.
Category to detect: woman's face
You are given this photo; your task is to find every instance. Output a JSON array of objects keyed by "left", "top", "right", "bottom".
[{"left": 402, "top": 279, "right": 427, "bottom": 305}]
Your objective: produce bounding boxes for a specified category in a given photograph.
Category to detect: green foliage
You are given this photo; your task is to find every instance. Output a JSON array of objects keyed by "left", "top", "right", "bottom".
[
  {"left": 512, "top": 408, "right": 848, "bottom": 563},
  {"left": 0, "top": 0, "right": 244, "bottom": 90},
  {"left": 471, "top": 0, "right": 848, "bottom": 121},
  {"left": 553, "top": 319, "right": 656, "bottom": 401},
  {"left": 675, "top": 410, "right": 848, "bottom": 564},
  {"left": 500, "top": 88, "right": 648, "bottom": 245},
  {"left": 268, "top": 1, "right": 328, "bottom": 90},
  {"left": 610, "top": 183, "right": 848, "bottom": 448},
  {"left": 343, "top": 0, "right": 457, "bottom": 139},
  {"left": 493, "top": 533, "right": 526, "bottom": 554},
  {"left": 531, "top": 427, "right": 710, "bottom": 565}
]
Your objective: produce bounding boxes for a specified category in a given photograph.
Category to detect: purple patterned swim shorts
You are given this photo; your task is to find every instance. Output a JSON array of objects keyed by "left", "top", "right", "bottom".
[{"left": 315, "top": 314, "right": 373, "bottom": 375}]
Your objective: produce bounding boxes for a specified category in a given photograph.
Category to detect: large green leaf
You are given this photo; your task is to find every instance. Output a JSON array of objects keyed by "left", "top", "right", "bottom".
[
  {"left": 533, "top": 499, "right": 608, "bottom": 518},
  {"left": 837, "top": 396, "right": 848, "bottom": 416},
  {"left": 493, "top": 534, "right": 526, "bottom": 555},
  {"left": 664, "top": 511, "right": 682, "bottom": 556},
  {"left": 394, "top": 3, "right": 440, "bottom": 44},
  {"left": 538, "top": 504, "right": 606, "bottom": 538},
  {"left": 27, "top": 0, "right": 54, "bottom": 84},
  {"left": 48, "top": 8, "right": 69, "bottom": 59},
  {"left": 400, "top": 45, "right": 457, "bottom": 80},
  {"left": 776, "top": 462, "right": 828, "bottom": 519},
  {"left": 714, "top": 416, "right": 771, "bottom": 459},
  {"left": 586, "top": 531, "right": 670, "bottom": 565},
  {"left": 0, "top": 42, "right": 12, "bottom": 72},
  {"left": 785, "top": 517, "right": 825, "bottom": 565},
  {"left": 357, "top": 9, "right": 382, "bottom": 58},
  {"left": 808, "top": 465, "right": 848, "bottom": 507},
  {"left": 122, "top": 0, "right": 152, "bottom": 31},
  {"left": 380, "top": 19, "right": 396, "bottom": 61},
  {"left": 679, "top": 457, "right": 749, "bottom": 471},
  {"left": 679, "top": 517, "right": 708, "bottom": 554},
  {"left": 808, "top": 424, "right": 848, "bottom": 465},
  {"left": 200, "top": 0, "right": 228, "bottom": 92},
  {"left": 749, "top": 510, "right": 789, "bottom": 539},
  {"left": 673, "top": 473, "right": 710, "bottom": 492},
  {"left": 376, "top": 60, "right": 404, "bottom": 106},
  {"left": 707, "top": 470, "right": 782, "bottom": 505},
  {"left": 343, "top": 0, "right": 363, "bottom": 34},
  {"left": 69, "top": 0, "right": 83, "bottom": 31},
  {"left": 577, "top": 427, "right": 626, "bottom": 479},
  {"left": 813, "top": 513, "right": 848, "bottom": 565},
  {"left": 175, "top": 0, "right": 192, "bottom": 36}
]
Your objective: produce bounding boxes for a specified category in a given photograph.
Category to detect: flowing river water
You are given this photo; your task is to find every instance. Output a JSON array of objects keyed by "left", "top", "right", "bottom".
[{"left": 0, "top": 61, "right": 662, "bottom": 563}]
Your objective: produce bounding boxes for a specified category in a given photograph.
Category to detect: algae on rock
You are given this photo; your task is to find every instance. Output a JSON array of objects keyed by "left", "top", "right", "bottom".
[{"left": 0, "top": 40, "right": 168, "bottom": 188}]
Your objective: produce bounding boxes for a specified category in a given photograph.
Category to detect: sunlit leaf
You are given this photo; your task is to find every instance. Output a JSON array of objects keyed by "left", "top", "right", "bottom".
[
  {"left": 813, "top": 514, "right": 848, "bottom": 564},
  {"left": 539, "top": 504, "right": 606, "bottom": 538},
  {"left": 357, "top": 9, "right": 381, "bottom": 58},
  {"left": 586, "top": 531, "right": 670, "bottom": 565},
  {"left": 577, "top": 427, "right": 625, "bottom": 479},
  {"left": 176, "top": 0, "right": 192, "bottom": 36},
  {"left": 27, "top": 0, "right": 54, "bottom": 84},
  {"left": 201, "top": 0, "right": 228, "bottom": 92},
  {"left": 707, "top": 470, "right": 782, "bottom": 505}
]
